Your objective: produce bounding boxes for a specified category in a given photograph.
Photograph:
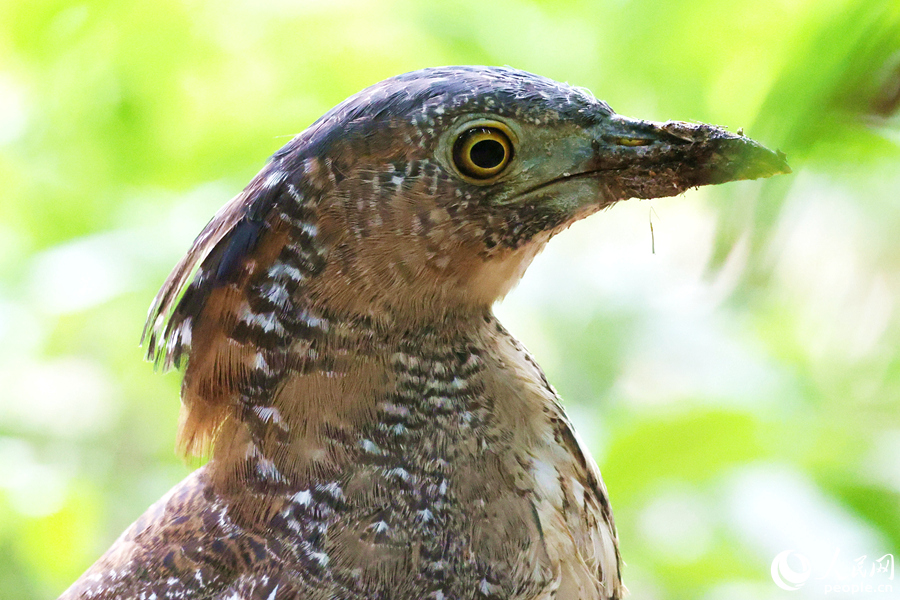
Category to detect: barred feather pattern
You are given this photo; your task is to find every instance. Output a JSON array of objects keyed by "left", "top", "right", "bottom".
[
  {"left": 141, "top": 159, "right": 337, "bottom": 453},
  {"left": 63, "top": 314, "right": 621, "bottom": 600}
]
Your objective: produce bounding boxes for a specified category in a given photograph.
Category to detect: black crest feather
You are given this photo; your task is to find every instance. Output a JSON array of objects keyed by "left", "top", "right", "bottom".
[{"left": 142, "top": 170, "right": 287, "bottom": 370}]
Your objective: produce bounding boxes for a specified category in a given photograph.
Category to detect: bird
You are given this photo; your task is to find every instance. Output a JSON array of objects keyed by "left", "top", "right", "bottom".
[{"left": 59, "top": 66, "right": 789, "bottom": 600}]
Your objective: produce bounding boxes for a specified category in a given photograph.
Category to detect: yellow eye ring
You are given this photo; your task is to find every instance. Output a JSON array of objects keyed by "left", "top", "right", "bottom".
[{"left": 452, "top": 124, "right": 514, "bottom": 181}]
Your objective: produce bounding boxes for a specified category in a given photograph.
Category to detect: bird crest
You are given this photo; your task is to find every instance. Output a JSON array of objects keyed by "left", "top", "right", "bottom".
[{"left": 142, "top": 164, "right": 330, "bottom": 455}]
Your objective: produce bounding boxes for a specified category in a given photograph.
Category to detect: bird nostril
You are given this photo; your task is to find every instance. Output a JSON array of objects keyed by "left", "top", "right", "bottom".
[{"left": 614, "top": 136, "right": 653, "bottom": 147}]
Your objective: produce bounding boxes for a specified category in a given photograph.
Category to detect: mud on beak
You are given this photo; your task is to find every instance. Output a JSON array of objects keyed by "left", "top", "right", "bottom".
[{"left": 587, "top": 115, "right": 791, "bottom": 201}]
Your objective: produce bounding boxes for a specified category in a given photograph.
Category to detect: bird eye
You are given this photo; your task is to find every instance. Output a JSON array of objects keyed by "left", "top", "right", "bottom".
[{"left": 452, "top": 124, "right": 514, "bottom": 181}]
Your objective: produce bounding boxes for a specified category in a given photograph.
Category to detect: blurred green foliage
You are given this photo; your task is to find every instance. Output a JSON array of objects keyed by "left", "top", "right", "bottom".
[{"left": 0, "top": 0, "right": 898, "bottom": 598}]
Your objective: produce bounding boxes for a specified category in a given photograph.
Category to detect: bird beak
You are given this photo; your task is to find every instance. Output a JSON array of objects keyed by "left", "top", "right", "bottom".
[{"left": 586, "top": 114, "right": 791, "bottom": 201}]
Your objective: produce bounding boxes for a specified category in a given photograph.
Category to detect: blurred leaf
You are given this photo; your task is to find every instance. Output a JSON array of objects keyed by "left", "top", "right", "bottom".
[{"left": 603, "top": 409, "right": 765, "bottom": 503}]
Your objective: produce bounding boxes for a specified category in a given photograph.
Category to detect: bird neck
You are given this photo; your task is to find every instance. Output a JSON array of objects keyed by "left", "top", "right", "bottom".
[
  {"left": 201, "top": 305, "right": 529, "bottom": 494},
  {"left": 299, "top": 232, "right": 552, "bottom": 326}
]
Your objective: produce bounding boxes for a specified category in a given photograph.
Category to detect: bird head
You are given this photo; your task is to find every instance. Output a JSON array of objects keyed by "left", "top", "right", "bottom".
[
  {"left": 274, "top": 67, "right": 789, "bottom": 320},
  {"left": 142, "top": 67, "right": 788, "bottom": 453}
]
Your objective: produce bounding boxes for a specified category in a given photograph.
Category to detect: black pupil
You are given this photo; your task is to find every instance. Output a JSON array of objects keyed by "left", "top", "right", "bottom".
[{"left": 470, "top": 138, "right": 506, "bottom": 169}]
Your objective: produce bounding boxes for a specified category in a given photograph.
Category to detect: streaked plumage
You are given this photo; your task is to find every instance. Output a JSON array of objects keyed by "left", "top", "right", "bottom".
[{"left": 60, "top": 66, "right": 788, "bottom": 600}]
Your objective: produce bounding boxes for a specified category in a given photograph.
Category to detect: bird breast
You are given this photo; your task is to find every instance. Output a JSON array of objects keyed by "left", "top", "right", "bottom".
[{"left": 198, "top": 313, "right": 620, "bottom": 599}]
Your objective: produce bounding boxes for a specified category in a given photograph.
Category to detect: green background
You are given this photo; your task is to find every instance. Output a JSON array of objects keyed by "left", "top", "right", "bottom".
[{"left": 1, "top": 0, "right": 898, "bottom": 598}]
